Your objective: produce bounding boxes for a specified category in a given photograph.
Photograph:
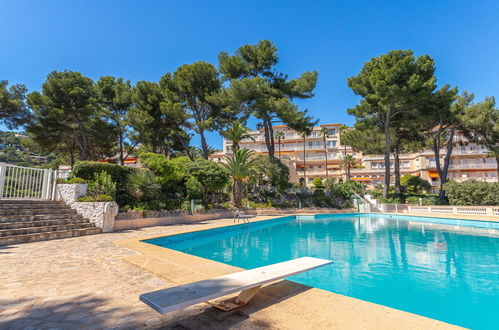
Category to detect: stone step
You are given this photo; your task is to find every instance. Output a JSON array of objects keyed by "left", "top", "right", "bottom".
[
  {"left": 0, "top": 200, "right": 65, "bottom": 207},
  {"left": 0, "top": 208, "right": 77, "bottom": 216},
  {"left": 0, "top": 199, "right": 63, "bottom": 203},
  {"left": 0, "top": 218, "right": 90, "bottom": 230},
  {"left": 0, "top": 223, "right": 96, "bottom": 237},
  {"left": 0, "top": 213, "right": 84, "bottom": 223},
  {"left": 0, "top": 204, "right": 67, "bottom": 211},
  {"left": 0, "top": 227, "right": 102, "bottom": 246}
]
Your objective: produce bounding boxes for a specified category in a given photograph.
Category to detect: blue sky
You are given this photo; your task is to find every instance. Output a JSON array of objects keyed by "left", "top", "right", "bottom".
[{"left": 1, "top": 0, "right": 498, "bottom": 149}]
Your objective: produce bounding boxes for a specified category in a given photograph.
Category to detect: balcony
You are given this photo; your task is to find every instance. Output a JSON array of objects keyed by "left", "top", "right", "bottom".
[{"left": 428, "top": 162, "right": 497, "bottom": 170}]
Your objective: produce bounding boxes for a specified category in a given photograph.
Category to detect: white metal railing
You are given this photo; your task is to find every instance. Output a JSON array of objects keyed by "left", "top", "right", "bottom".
[
  {"left": 374, "top": 203, "right": 498, "bottom": 217},
  {"left": 0, "top": 163, "right": 57, "bottom": 200}
]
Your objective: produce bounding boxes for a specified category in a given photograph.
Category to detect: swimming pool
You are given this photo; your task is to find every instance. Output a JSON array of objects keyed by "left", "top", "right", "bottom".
[{"left": 144, "top": 214, "right": 499, "bottom": 329}]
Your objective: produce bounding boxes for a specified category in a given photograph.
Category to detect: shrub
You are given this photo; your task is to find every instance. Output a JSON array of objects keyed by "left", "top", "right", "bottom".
[
  {"left": 312, "top": 178, "right": 325, "bottom": 190},
  {"left": 329, "top": 181, "right": 362, "bottom": 200},
  {"left": 127, "top": 170, "right": 161, "bottom": 201},
  {"left": 88, "top": 171, "right": 116, "bottom": 198},
  {"left": 56, "top": 177, "right": 87, "bottom": 184},
  {"left": 253, "top": 156, "right": 290, "bottom": 191},
  {"left": 73, "top": 161, "right": 135, "bottom": 188},
  {"left": 443, "top": 180, "right": 499, "bottom": 206},
  {"left": 186, "top": 160, "right": 229, "bottom": 204},
  {"left": 185, "top": 176, "right": 203, "bottom": 200},
  {"left": 69, "top": 177, "right": 87, "bottom": 184},
  {"left": 139, "top": 152, "right": 175, "bottom": 183},
  {"left": 77, "top": 194, "right": 113, "bottom": 202},
  {"left": 400, "top": 175, "right": 431, "bottom": 193},
  {"left": 73, "top": 161, "right": 136, "bottom": 206}
]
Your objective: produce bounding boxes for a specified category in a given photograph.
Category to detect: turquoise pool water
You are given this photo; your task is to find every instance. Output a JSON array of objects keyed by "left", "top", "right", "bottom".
[{"left": 145, "top": 214, "right": 499, "bottom": 329}]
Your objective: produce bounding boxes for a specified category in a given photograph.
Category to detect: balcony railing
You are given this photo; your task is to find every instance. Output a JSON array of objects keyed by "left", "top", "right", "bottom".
[{"left": 428, "top": 162, "right": 497, "bottom": 169}]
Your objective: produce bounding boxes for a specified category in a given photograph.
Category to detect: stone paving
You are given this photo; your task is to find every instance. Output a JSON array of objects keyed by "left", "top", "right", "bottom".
[{"left": 0, "top": 216, "right": 461, "bottom": 330}]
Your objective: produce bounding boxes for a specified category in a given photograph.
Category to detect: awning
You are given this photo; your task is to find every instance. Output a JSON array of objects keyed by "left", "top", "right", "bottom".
[{"left": 427, "top": 171, "right": 439, "bottom": 179}]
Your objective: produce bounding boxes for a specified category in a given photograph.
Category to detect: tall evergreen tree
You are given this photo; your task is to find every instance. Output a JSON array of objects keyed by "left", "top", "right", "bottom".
[
  {"left": 0, "top": 80, "right": 29, "bottom": 129},
  {"left": 128, "top": 81, "right": 190, "bottom": 157},
  {"left": 459, "top": 96, "right": 499, "bottom": 177},
  {"left": 218, "top": 40, "right": 318, "bottom": 158},
  {"left": 26, "top": 71, "right": 114, "bottom": 165},
  {"left": 348, "top": 50, "right": 439, "bottom": 198},
  {"left": 421, "top": 89, "right": 465, "bottom": 201},
  {"left": 96, "top": 76, "right": 133, "bottom": 165},
  {"left": 160, "top": 61, "right": 222, "bottom": 159}
]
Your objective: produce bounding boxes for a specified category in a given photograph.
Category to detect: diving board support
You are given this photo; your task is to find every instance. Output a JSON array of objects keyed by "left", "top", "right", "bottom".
[
  {"left": 140, "top": 257, "right": 332, "bottom": 314},
  {"left": 207, "top": 285, "right": 263, "bottom": 311}
]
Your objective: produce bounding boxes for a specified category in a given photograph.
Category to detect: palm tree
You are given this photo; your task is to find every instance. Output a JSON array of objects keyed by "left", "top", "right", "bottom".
[
  {"left": 320, "top": 127, "right": 330, "bottom": 178},
  {"left": 127, "top": 170, "right": 161, "bottom": 201},
  {"left": 342, "top": 154, "right": 357, "bottom": 181},
  {"left": 275, "top": 130, "right": 285, "bottom": 160},
  {"left": 223, "top": 149, "right": 258, "bottom": 207},
  {"left": 222, "top": 121, "right": 254, "bottom": 151}
]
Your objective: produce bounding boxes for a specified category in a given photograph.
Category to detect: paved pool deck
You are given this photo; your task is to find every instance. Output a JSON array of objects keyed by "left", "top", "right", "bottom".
[{"left": 0, "top": 215, "right": 464, "bottom": 329}]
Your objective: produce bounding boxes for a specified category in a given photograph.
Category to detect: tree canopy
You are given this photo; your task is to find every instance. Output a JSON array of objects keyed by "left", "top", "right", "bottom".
[
  {"left": 0, "top": 80, "right": 29, "bottom": 129},
  {"left": 348, "top": 50, "right": 442, "bottom": 197},
  {"left": 218, "top": 40, "right": 318, "bottom": 158}
]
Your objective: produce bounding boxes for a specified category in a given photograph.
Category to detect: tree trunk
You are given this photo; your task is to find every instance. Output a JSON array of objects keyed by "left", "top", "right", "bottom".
[
  {"left": 68, "top": 144, "right": 75, "bottom": 168},
  {"left": 278, "top": 138, "right": 281, "bottom": 160},
  {"left": 496, "top": 156, "right": 499, "bottom": 178},
  {"left": 394, "top": 144, "right": 401, "bottom": 193},
  {"left": 346, "top": 165, "right": 351, "bottom": 181},
  {"left": 303, "top": 136, "right": 307, "bottom": 186},
  {"left": 75, "top": 117, "right": 89, "bottom": 161},
  {"left": 199, "top": 129, "right": 209, "bottom": 160},
  {"left": 118, "top": 132, "right": 124, "bottom": 165},
  {"left": 262, "top": 118, "right": 275, "bottom": 158},
  {"left": 433, "top": 128, "right": 455, "bottom": 202},
  {"left": 383, "top": 118, "right": 392, "bottom": 198},
  {"left": 324, "top": 136, "right": 329, "bottom": 178},
  {"left": 232, "top": 180, "right": 244, "bottom": 207}
]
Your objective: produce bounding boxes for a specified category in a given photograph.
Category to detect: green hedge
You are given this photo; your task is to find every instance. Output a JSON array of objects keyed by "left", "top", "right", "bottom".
[
  {"left": 443, "top": 180, "right": 499, "bottom": 206},
  {"left": 73, "top": 161, "right": 137, "bottom": 206},
  {"left": 73, "top": 161, "right": 135, "bottom": 183},
  {"left": 77, "top": 194, "right": 113, "bottom": 202}
]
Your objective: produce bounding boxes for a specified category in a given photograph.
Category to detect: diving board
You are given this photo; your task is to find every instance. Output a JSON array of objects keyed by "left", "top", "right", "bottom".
[{"left": 140, "top": 257, "right": 332, "bottom": 313}]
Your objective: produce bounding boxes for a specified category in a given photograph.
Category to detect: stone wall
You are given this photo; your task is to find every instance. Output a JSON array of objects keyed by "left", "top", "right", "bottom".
[
  {"left": 55, "top": 183, "right": 118, "bottom": 232},
  {"left": 114, "top": 208, "right": 354, "bottom": 231}
]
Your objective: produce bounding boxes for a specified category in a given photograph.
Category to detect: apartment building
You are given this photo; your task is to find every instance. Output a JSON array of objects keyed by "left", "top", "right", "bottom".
[{"left": 210, "top": 124, "right": 498, "bottom": 190}]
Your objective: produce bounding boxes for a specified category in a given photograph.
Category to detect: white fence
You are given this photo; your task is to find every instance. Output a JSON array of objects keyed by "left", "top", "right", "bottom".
[
  {"left": 373, "top": 203, "right": 499, "bottom": 217},
  {"left": 0, "top": 163, "right": 57, "bottom": 200}
]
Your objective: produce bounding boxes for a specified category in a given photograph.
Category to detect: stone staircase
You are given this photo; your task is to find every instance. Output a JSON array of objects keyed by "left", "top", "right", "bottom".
[{"left": 0, "top": 200, "right": 101, "bottom": 246}]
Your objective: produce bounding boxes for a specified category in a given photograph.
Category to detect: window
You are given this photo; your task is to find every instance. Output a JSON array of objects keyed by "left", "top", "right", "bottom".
[
  {"left": 402, "top": 161, "right": 410, "bottom": 169},
  {"left": 327, "top": 141, "right": 337, "bottom": 148},
  {"left": 308, "top": 142, "right": 313, "bottom": 148},
  {"left": 371, "top": 163, "right": 378, "bottom": 169},
  {"left": 329, "top": 129, "right": 336, "bottom": 135},
  {"left": 317, "top": 141, "right": 321, "bottom": 147}
]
